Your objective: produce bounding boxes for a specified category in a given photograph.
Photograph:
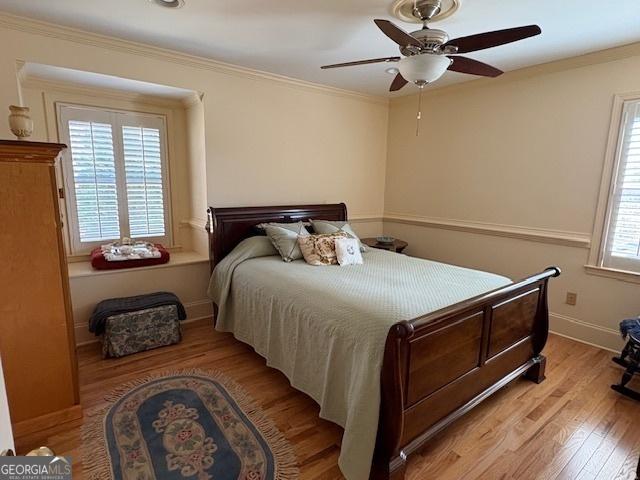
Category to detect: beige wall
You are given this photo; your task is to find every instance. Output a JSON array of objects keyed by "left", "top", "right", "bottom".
[
  {"left": 201, "top": 80, "right": 388, "bottom": 217},
  {"left": 385, "top": 50, "right": 640, "bottom": 351}
]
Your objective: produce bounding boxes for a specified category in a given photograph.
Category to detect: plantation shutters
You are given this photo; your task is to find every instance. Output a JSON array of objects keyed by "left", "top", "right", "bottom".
[
  {"left": 603, "top": 100, "right": 640, "bottom": 272},
  {"left": 58, "top": 105, "right": 171, "bottom": 254},
  {"left": 122, "top": 126, "right": 166, "bottom": 238},
  {"left": 66, "top": 118, "right": 120, "bottom": 242}
]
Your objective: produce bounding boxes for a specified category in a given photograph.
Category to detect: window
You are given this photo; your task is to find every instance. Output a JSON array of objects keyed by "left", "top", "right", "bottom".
[
  {"left": 57, "top": 104, "right": 171, "bottom": 254},
  {"left": 598, "top": 98, "right": 640, "bottom": 273}
]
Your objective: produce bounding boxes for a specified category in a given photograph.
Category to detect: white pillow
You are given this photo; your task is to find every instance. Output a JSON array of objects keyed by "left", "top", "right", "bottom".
[{"left": 335, "top": 238, "right": 363, "bottom": 266}]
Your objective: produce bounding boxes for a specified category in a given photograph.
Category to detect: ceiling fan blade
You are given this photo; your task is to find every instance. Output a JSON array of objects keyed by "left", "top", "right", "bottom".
[
  {"left": 445, "top": 25, "right": 541, "bottom": 54},
  {"left": 447, "top": 56, "right": 503, "bottom": 77},
  {"left": 374, "top": 19, "right": 422, "bottom": 48},
  {"left": 389, "top": 73, "right": 409, "bottom": 92},
  {"left": 321, "top": 56, "right": 401, "bottom": 69}
]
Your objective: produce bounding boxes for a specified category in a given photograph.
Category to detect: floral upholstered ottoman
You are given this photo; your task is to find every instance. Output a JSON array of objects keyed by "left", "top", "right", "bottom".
[{"left": 102, "top": 304, "right": 181, "bottom": 358}]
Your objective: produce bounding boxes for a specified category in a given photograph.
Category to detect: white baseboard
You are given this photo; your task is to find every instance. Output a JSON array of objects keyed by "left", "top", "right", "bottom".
[
  {"left": 74, "top": 299, "right": 213, "bottom": 346},
  {"left": 549, "top": 312, "right": 623, "bottom": 353},
  {"left": 183, "top": 299, "right": 213, "bottom": 322}
]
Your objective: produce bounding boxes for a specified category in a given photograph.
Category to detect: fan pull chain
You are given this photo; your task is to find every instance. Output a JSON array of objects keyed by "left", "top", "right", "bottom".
[{"left": 416, "top": 84, "right": 424, "bottom": 137}]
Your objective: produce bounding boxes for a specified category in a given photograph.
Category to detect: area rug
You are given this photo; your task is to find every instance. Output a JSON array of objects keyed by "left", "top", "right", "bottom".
[{"left": 82, "top": 369, "right": 298, "bottom": 480}]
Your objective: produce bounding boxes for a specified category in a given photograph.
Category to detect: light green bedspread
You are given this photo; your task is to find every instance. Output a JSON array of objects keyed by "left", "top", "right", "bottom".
[{"left": 208, "top": 236, "right": 511, "bottom": 480}]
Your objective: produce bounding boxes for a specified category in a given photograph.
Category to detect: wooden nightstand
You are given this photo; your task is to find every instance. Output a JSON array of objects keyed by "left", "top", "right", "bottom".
[{"left": 362, "top": 238, "right": 408, "bottom": 254}]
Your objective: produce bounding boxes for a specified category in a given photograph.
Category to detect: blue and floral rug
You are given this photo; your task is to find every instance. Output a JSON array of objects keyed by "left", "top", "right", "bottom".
[{"left": 83, "top": 370, "right": 298, "bottom": 480}]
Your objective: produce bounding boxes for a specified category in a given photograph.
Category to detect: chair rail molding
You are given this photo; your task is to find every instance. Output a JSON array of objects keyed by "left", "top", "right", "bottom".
[
  {"left": 348, "top": 215, "right": 384, "bottom": 223},
  {"left": 383, "top": 212, "right": 592, "bottom": 249},
  {"left": 180, "top": 218, "right": 208, "bottom": 231}
]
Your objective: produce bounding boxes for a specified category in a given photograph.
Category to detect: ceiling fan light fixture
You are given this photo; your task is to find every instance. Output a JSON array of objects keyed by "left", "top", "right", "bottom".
[{"left": 398, "top": 54, "right": 450, "bottom": 85}]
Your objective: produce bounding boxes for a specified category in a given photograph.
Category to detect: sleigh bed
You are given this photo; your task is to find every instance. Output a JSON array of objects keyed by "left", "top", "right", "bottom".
[{"left": 206, "top": 203, "right": 560, "bottom": 480}]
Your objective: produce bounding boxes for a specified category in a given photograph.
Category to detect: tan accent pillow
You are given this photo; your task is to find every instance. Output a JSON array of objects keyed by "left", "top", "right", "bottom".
[{"left": 298, "top": 232, "right": 349, "bottom": 266}]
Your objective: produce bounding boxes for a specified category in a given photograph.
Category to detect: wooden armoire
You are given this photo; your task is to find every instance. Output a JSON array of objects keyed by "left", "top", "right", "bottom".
[{"left": 0, "top": 140, "right": 80, "bottom": 440}]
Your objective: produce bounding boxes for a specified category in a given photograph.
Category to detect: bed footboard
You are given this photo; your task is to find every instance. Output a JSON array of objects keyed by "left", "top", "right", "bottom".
[{"left": 372, "top": 267, "right": 560, "bottom": 480}]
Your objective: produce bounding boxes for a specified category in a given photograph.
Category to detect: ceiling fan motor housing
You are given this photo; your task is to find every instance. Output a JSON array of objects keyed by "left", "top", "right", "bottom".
[{"left": 400, "top": 28, "right": 449, "bottom": 55}]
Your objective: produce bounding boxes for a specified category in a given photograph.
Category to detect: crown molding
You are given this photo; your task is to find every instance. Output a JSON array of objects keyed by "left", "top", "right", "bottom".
[
  {"left": 0, "top": 12, "right": 388, "bottom": 106},
  {"left": 383, "top": 212, "right": 592, "bottom": 249},
  {"left": 391, "top": 41, "right": 640, "bottom": 105}
]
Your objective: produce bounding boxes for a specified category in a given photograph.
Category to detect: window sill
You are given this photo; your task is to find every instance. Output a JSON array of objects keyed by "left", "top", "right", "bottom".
[
  {"left": 67, "top": 251, "right": 209, "bottom": 279},
  {"left": 584, "top": 265, "right": 640, "bottom": 284}
]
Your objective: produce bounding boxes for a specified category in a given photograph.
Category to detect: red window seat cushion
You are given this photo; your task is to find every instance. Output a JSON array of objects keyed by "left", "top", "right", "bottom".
[{"left": 90, "top": 244, "right": 170, "bottom": 270}]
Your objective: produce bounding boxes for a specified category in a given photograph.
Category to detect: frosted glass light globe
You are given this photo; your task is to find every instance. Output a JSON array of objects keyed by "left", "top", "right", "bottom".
[{"left": 398, "top": 54, "right": 451, "bottom": 84}]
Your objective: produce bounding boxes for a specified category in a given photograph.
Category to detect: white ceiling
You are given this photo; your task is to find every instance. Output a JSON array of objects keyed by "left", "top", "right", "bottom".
[{"left": 1, "top": 0, "right": 640, "bottom": 97}]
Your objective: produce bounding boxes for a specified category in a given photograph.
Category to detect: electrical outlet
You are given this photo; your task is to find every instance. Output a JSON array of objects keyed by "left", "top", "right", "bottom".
[{"left": 566, "top": 292, "right": 577, "bottom": 306}]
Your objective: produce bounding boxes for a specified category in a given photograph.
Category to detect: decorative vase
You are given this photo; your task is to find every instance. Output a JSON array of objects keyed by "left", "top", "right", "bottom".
[{"left": 8, "top": 105, "right": 33, "bottom": 140}]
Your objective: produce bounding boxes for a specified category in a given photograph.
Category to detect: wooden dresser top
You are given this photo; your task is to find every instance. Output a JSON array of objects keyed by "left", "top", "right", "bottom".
[{"left": 0, "top": 140, "right": 67, "bottom": 164}]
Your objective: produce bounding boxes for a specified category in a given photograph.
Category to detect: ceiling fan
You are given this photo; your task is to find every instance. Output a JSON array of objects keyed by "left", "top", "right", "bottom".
[{"left": 321, "top": 0, "right": 542, "bottom": 92}]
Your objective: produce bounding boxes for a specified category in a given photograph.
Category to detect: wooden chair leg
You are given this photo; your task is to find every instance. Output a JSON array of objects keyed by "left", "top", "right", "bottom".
[
  {"left": 611, "top": 355, "right": 640, "bottom": 401},
  {"left": 636, "top": 454, "right": 640, "bottom": 480},
  {"left": 621, "top": 365, "right": 635, "bottom": 388},
  {"left": 613, "top": 340, "right": 633, "bottom": 367},
  {"left": 524, "top": 355, "right": 547, "bottom": 384}
]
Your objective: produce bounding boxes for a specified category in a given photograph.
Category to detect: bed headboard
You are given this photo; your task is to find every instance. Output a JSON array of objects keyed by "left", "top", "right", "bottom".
[{"left": 206, "top": 203, "right": 347, "bottom": 270}]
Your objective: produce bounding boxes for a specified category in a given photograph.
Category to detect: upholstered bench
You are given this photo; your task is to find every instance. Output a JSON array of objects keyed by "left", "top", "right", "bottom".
[
  {"left": 90, "top": 292, "right": 186, "bottom": 358},
  {"left": 612, "top": 318, "right": 640, "bottom": 401},
  {"left": 102, "top": 305, "right": 182, "bottom": 358}
]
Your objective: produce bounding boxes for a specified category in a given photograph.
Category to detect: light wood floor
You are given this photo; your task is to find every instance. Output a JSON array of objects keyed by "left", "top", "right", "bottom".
[{"left": 16, "top": 318, "right": 640, "bottom": 480}]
